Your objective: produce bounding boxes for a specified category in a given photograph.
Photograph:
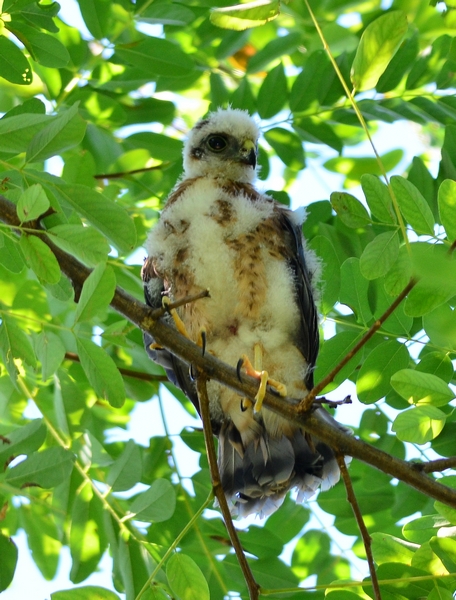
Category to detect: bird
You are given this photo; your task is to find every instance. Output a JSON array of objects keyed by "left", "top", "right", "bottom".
[{"left": 142, "top": 108, "right": 347, "bottom": 518}]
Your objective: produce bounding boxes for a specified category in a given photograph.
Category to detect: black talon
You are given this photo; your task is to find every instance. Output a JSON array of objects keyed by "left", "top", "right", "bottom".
[
  {"left": 236, "top": 358, "right": 244, "bottom": 383},
  {"left": 189, "top": 364, "right": 196, "bottom": 381},
  {"left": 201, "top": 330, "right": 207, "bottom": 357},
  {"left": 240, "top": 399, "right": 247, "bottom": 412}
]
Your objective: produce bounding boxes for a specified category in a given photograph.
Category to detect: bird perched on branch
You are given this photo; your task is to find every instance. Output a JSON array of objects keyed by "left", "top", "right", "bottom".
[{"left": 142, "top": 108, "right": 347, "bottom": 517}]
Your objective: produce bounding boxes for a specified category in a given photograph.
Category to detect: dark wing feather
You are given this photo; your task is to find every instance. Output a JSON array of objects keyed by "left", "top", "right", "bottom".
[
  {"left": 278, "top": 210, "right": 319, "bottom": 390},
  {"left": 141, "top": 258, "right": 200, "bottom": 414}
]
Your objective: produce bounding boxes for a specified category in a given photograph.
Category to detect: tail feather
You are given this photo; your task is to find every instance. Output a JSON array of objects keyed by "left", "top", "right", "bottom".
[{"left": 217, "top": 408, "right": 350, "bottom": 518}]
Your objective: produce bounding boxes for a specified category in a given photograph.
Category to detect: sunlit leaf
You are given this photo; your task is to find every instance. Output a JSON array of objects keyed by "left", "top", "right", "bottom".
[
  {"left": 19, "top": 234, "right": 61, "bottom": 284},
  {"left": 391, "top": 369, "right": 454, "bottom": 407},
  {"left": 391, "top": 175, "right": 435, "bottom": 235},
  {"left": 0, "top": 36, "right": 32, "bottom": 85},
  {"left": 16, "top": 184, "right": 50, "bottom": 223},
  {"left": 211, "top": 0, "right": 279, "bottom": 30},
  {"left": 351, "top": 11, "right": 408, "bottom": 91},
  {"left": 359, "top": 230, "right": 399, "bottom": 279},
  {"left": 357, "top": 341, "right": 409, "bottom": 404},
  {"left": 438, "top": 179, "right": 456, "bottom": 241},
  {"left": 74, "top": 263, "right": 116, "bottom": 324},
  {"left": 167, "top": 553, "right": 210, "bottom": 600},
  {"left": 392, "top": 405, "right": 446, "bottom": 443}
]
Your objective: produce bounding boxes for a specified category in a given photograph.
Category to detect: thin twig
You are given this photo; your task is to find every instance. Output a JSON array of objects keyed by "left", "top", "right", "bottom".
[
  {"left": 411, "top": 457, "right": 456, "bottom": 473},
  {"left": 299, "top": 278, "right": 417, "bottom": 411},
  {"left": 94, "top": 163, "right": 170, "bottom": 180},
  {"left": 335, "top": 452, "right": 382, "bottom": 600},
  {"left": 196, "top": 376, "right": 260, "bottom": 600},
  {"left": 151, "top": 289, "right": 211, "bottom": 319},
  {"left": 64, "top": 352, "right": 167, "bottom": 382}
]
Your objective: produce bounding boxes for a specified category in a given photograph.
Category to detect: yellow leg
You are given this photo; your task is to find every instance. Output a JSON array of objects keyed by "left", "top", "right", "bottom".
[
  {"left": 162, "top": 296, "right": 189, "bottom": 338},
  {"left": 162, "top": 297, "right": 206, "bottom": 352},
  {"left": 241, "top": 343, "right": 287, "bottom": 413}
]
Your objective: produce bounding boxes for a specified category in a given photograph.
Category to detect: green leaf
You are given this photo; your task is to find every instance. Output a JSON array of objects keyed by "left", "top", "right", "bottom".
[
  {"left": 0, "top": 35, "right": 32, "bottom": 85},
  {"left": 5, "top": 447, "right": 75, "bottom": 488},
  {"left": 357, "top": 340, "right": 409, "bottom": 405},
  {"left": 315, "top": 331, "right": 364, "bottom": 392},
  {"left": 51, "top": 587, "right": 121, "bottom": 600},
  {"left": 48, "top": 225, "right": 110, "bottom": 267},
  {"left": 325, "top": 150, "right": 403, "bottom": 186},
  {"left": 138, "top": 3, "right": 195, "bottom": 26},
  {"left": 416, "top": 351, "right": 454, "bottom": 383},
  {"left": 264, "top": 126, "right": 304, "bottom": 170},
  {"left": 10, "top": 23, "right": 70, "bottom": 68},
  {"left": 16, "top": 184, "right": 50, "bottom": 222},
  {"left": 359, "top": 230, "right": 399, "bottom": 280},
  {"left": 26, "top": 103, "right": 87, "bottom": 163},
  {"left": 74, "top": 263, "right": 116, "bottom": 324},
  {"left": 330, "top": 192, "right": 371, "bottom": 228},
  {"left": 403, "top": 515, "right": 452, "bottom": 544},
  {"left": 76, "top": 338, "right": 125, "bottom": 408},
  {"left": 376, "top": 35, "right": 420, "bottom": 93},
  {"left": 308, "top": 235, "right": 340, "bottom": 313},
  {"left": 438, "top": 179, "right": 456, "bottom": 241},
  {"left": 106, "top": 440, "right": 142, "bottom": 492},
  {"left": 371, "top": 532, "right": 416, "bottom": 566},
  {"left": 35, "top": 330, "right": 66, "bottom": 380},
  {"left": 339, "top": 258, "right": 373, "bottom": 325},
  {"left": 167, "top": 553, "right": 210, "bottom": 600},
  {"left": 390, "top": 369, "right": 454, "bottom": 407},
  {"left": 0, "top": 234, "right": 25, "bottom": 273},
  {"left": 20, "top": 503, "right": 61, "bottom": 579},
  {"left": 384, "top": 245, "right": 412, "bottom": 296},
  {"left": 19, "top": 234, "right": 61, "bottom": 284},
  {"left": 0, "top": 113, "right": 51, "bottom": 155},
  {"left": 0, "top": 534, "right": 18, "bottom": 592},
  {"left": 405, "top": 244, "right": 456, "bottom": 316},
  {"left": 0, "top": 315, "right": 37, "bottom": 381},
  {"left": 351, "top": 11, "right": 408, "bottom": 91},
  {"left": 423, "top": 305, "right": 456, "bottom": 352},
  {"left": 290, "top": 51, "right": 327, "bottom": 113},
  {"left": 247, "top": 32, "right": 301, "bottom": 73},
  {"left": 294, "top": 118, "right": 343, "bottom": 153},
  {"left": 78, "top": 0, "right": 111, "bottom": 38},
  {"left": 0, "top": 419, "right": 47, "bottom": 468},
  {"left": 257, "top": 63, "right": 288, "bottom": 120},
  {"left": 391, "top": 176, "right": 435, "bottom": 235},
  {"left": 115, "top": 38, "right": 194, "bottom": 78},
  {"left": 392, "top": 405, "right": 446, "bottom": 444},
  {"left": 361, "top": 173, "right": 396, "bottom": 223},
  {"left": 53, "top": 184, "right": 136, "bottom": 254},
  {"left": 210, "top": 0, "right": 279, "bottom": 30},
  {"left": 430, "top": 537, "right": 456, "bottom": 573},
  {"left": 230, "top": 77, "right": 256, "bottom": 113},
  {"left": 70, "top": 484, "right": 108, "bottom": 583},
  {"left": 129, "top": 479, "right": 176, "bottom": 522}
]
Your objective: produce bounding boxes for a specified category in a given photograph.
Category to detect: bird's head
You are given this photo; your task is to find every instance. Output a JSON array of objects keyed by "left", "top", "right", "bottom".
[{"left": 183, "top": 108, "right": 259, "bottom": 183}]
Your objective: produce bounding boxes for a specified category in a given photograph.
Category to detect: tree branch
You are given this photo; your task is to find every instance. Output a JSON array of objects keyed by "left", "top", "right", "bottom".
[
  {"left": 1, "top": 194, "right": 456, "bottom": 510},
  {"left": 196, "top": 376, "right": 260, "bottom": 600},
  {"left": 299, "top": 278, "right": 417, "bottom": 411},
  {"left": 336, "top": 453, "right": 381, "bottom": 600}
]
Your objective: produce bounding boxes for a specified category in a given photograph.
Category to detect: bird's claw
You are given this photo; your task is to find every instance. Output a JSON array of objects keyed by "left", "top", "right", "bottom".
[{"left": 240, "top": 349, "right": 287, "bottom": 413}]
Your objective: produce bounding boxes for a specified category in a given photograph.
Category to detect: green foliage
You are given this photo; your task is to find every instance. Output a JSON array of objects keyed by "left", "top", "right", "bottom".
[{"left": 0, "top": 1, "right": 455, "bottom": 599}]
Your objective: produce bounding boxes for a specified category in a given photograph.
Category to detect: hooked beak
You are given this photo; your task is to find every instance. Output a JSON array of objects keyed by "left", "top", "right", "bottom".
[{"left": 240, "top": 139, "right": 257, "bottom": 168}]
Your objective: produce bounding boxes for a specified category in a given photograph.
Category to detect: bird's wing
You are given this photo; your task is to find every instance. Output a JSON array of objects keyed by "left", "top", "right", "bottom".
[
  {"left": 278, "top": 209, "right": 319, "bottom": 390},
  {"left": 141, "top": 257, "right": 200, "bottom": 415}
]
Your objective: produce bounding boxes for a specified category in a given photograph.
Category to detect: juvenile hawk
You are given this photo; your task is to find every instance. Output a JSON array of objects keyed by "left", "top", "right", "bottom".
[{"left": 143, "top": 108, "right": 344, "bottom": 517}]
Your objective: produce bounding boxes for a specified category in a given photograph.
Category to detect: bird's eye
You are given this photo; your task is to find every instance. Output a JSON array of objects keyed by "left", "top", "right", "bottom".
[{"left": 207, "top": 135, "right": 227, "bottom": 152}]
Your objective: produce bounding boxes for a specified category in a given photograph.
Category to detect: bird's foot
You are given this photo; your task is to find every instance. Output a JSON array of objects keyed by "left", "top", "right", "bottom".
[
  {"left": 238, "top": 344, "right": 287, "bottom": 413},
  {"left": 162, "top": 297, "right": 206, "bottom": 355}
]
